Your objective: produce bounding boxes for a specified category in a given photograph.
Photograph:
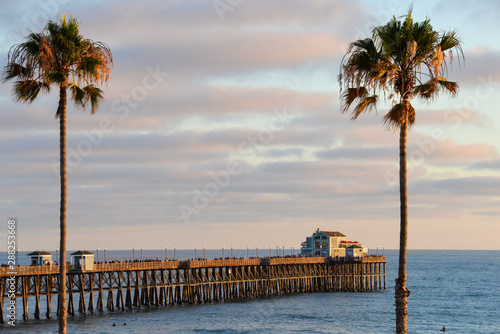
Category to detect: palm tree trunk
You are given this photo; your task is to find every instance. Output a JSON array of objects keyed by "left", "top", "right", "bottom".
[
  {"left": 395, "top": 118, "right": 410, "bottom": 334},
  {"left": 58, "top": 84, "right": 68, "bottom": 334}
]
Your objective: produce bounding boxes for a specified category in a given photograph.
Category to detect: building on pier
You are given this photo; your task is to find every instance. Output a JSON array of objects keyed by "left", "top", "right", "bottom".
[
  {"left": 27, "top": 251, "right": 52, "bottom": 266},
  {"left": 300, "top": 228, "right": 368, "bottom": 257},
  {"left": 70, "top": 250, "right": 94, "bottom": 271},
  {"left": 345, "top": 244, "right": 364, "bottom": 258}
]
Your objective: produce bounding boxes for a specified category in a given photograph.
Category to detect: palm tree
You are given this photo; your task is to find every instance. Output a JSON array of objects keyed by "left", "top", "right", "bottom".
[
  {"left": 339, "top": 10, "right": 462, "bottom": 334},
  {"left": 2, "top": 16, "right": 112, "bottom": 334}
]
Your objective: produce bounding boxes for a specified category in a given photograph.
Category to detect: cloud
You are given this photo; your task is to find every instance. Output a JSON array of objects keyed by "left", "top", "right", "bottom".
[
  {"left": 407, "top": 139, "right": 499, "bottom": 165},
  {"left": 413, "top": 176, "right": 500, "bottom": 197},
  {"left": 416, "top": 108, "right": 491, "bottom": 127},
  {"left": 316, "top": 146, "right": 396, "bottom": 161},
  {"left": 449, "top": 49, "right": 500, "bottom": 87},
  {"left": 467, "top": 158, "right": 500, "bottom": 171}
]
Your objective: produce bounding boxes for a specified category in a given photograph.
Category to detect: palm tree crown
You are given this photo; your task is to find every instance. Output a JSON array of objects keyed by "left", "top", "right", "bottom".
[
  {"left": 3, "top": 15, "right": 112, "bottom": 114},
  {"left": 339, "top": 10, "right": 463, "bottom": 127}
]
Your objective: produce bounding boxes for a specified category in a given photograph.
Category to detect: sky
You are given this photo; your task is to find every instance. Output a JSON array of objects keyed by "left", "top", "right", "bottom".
[{"left": 0, "top": 0, "right": 499, "bottom": 252}]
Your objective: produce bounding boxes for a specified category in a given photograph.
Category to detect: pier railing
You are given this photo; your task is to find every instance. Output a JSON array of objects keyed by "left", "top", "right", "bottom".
[
  {"left": 0, "top": 256, "right": 386, "bottom": 277},
  {"left": 186, "top": 258, "right": 262, "bottom": 268},
  {"left": 0, "top": 264, "right": 61, "bottom": 276},
  {"left": 93, "top": 261, "right": 180, "bottom": 272},
  {"left": 262, "top": 257, "right": 326, "bottom": 265}
]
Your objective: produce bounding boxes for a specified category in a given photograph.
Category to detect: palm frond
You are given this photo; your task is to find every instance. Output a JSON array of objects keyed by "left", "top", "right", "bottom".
[
  {"left": 352, "top": 95, "right": 378, "bottom": 119},
  {"left": 383, "top": 102, "right": 415, "bottom": 130},
  {"left": 437, "top": 78, "right": 459, "bottom": 96},
  {"left": 413, "top": 80, "right": 438, "bottom": 100},
  {"left": 12, "top": 80, "right": 50, "bottom": 103},
  {"left": 2, "top": 63, "right": 33, "bottom": 82},
  {"left": 440, "top": 31, "right": 462, "bottom": 51},
  {"left": 69, "top": 83, "right": 87, "bottom": 108},
  {"left": 341, "top": 38, "right": 381, "bottom": 84},
  {"left": 440, "top": 31, "right": 464, "bottom": 67},
  {"left": 341, "top": 87, "right": 368, "bottom": 112},
  {"left": 83, "top": 85, "right": 104, "bottom": 114},
  {"left": 46, "top": 72, "right": 65, "bottom": 84}
]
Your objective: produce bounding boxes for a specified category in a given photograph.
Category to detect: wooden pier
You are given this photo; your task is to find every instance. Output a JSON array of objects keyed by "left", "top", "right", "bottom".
[{"left": 0, "top": 256, "right": 385, "bottom": 322}]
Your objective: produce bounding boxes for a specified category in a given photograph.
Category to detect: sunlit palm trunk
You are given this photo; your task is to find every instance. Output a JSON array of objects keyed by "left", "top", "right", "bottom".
[
  {"left": 58, "top": 84, "right": 67, "bottom": 334},
  {"left": 396, "top": 117, "right": 410, "bottom": 334}
]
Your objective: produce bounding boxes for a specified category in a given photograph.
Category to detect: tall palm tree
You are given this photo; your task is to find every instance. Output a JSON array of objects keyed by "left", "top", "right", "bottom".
[
  {"left": 339, "top": 10, "right": 463, "bottom": 334},
  {"left": 2, "top": 16, "right": 112, "bottom": 334}
]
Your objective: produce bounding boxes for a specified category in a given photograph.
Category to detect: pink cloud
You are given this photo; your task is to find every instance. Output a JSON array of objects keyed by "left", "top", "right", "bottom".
[{"left": 409, "top": 139, "right": 499, "bottom": 164}]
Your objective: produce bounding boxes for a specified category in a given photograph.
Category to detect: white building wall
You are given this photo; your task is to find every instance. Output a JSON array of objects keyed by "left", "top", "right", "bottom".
[
  {"left": 84, "top": 256, "right": 94, "bottom": 270},
  {"left": 329, "top": 248, "right": 346, "bottom": 257},
  {"left": 329, "top": 236, "right": 347, "bottom": 248},
  {"left": 346, "top": 247, "right": 364, "bottom": 258}
]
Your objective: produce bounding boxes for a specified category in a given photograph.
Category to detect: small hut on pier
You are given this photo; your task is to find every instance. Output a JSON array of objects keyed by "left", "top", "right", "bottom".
[
  {"left": 70, "top": 250, "right": 94, "bottom": 271},
  {"left": 27, "top": 251, "right": 52, "bottom": 265},
  {"left": 346, "top": 244, "right": 364, "bottom": 258}
]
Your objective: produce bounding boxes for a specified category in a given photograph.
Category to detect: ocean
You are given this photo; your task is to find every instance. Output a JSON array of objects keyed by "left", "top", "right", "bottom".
[{"left": 1, "top": 249, "right": 499, "bottom": 333}]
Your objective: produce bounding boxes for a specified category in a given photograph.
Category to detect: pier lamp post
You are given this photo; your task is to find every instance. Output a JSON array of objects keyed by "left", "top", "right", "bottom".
[
  {"left": 269, "top": 246, "right": 271, "bottom": 257},
  {"left": 377, "top": 246, "right": 379, "bottom": 256},
  {"left": 291, "top": 246, "right": 294, "bottom": 256},
  {"left": 56, "top": 248, "right": 59, "bottom": 264},
  {"left": 256, "top": 247, "right": 258, "bottom": 257},
  {"left": 383, "top": 246, "right": 385, "bottom": 256},
  {"left": 16, "top": 248, "right": 19, "bottom": 266},
  {"left": 133, "top": 247, "right": 135, "bottom": 261},
  {"left": 174, "top": 247, "right": 176, "bottom": 260},
  {"left": 283, "top": 245, "right": 285, "bottom": 256},
  {"left": 231, "top": 246, "right": 233, "bottom": 258},
  {"left": 203, "top": 246, "right": 206, "bottom": 259},
  {"left": 320, "top": 243, "right": 322, "bottom": 257},
  {"left": 165, "top": 247, "right": 167, "bottom": 260},
  {"left": 195, "top": 247, "right": 197, "bottom": 259},
  {"left": 141, "top": 246, "right": 143, "bottom": 261},
  {"left": 222, "top": 246, "right": 224, "bottom": 258},
  {"left": 97, "top": 247, "right": 99, "bottom": 262},
  {"left": 104, "top": 247, "right": 107, "bottom": 262},
  {"left": 367, "top": 246, "right": 370, "bottom": 256},
  {"left": 279, "top": 246, "right": 281, "bottom": 257}
]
